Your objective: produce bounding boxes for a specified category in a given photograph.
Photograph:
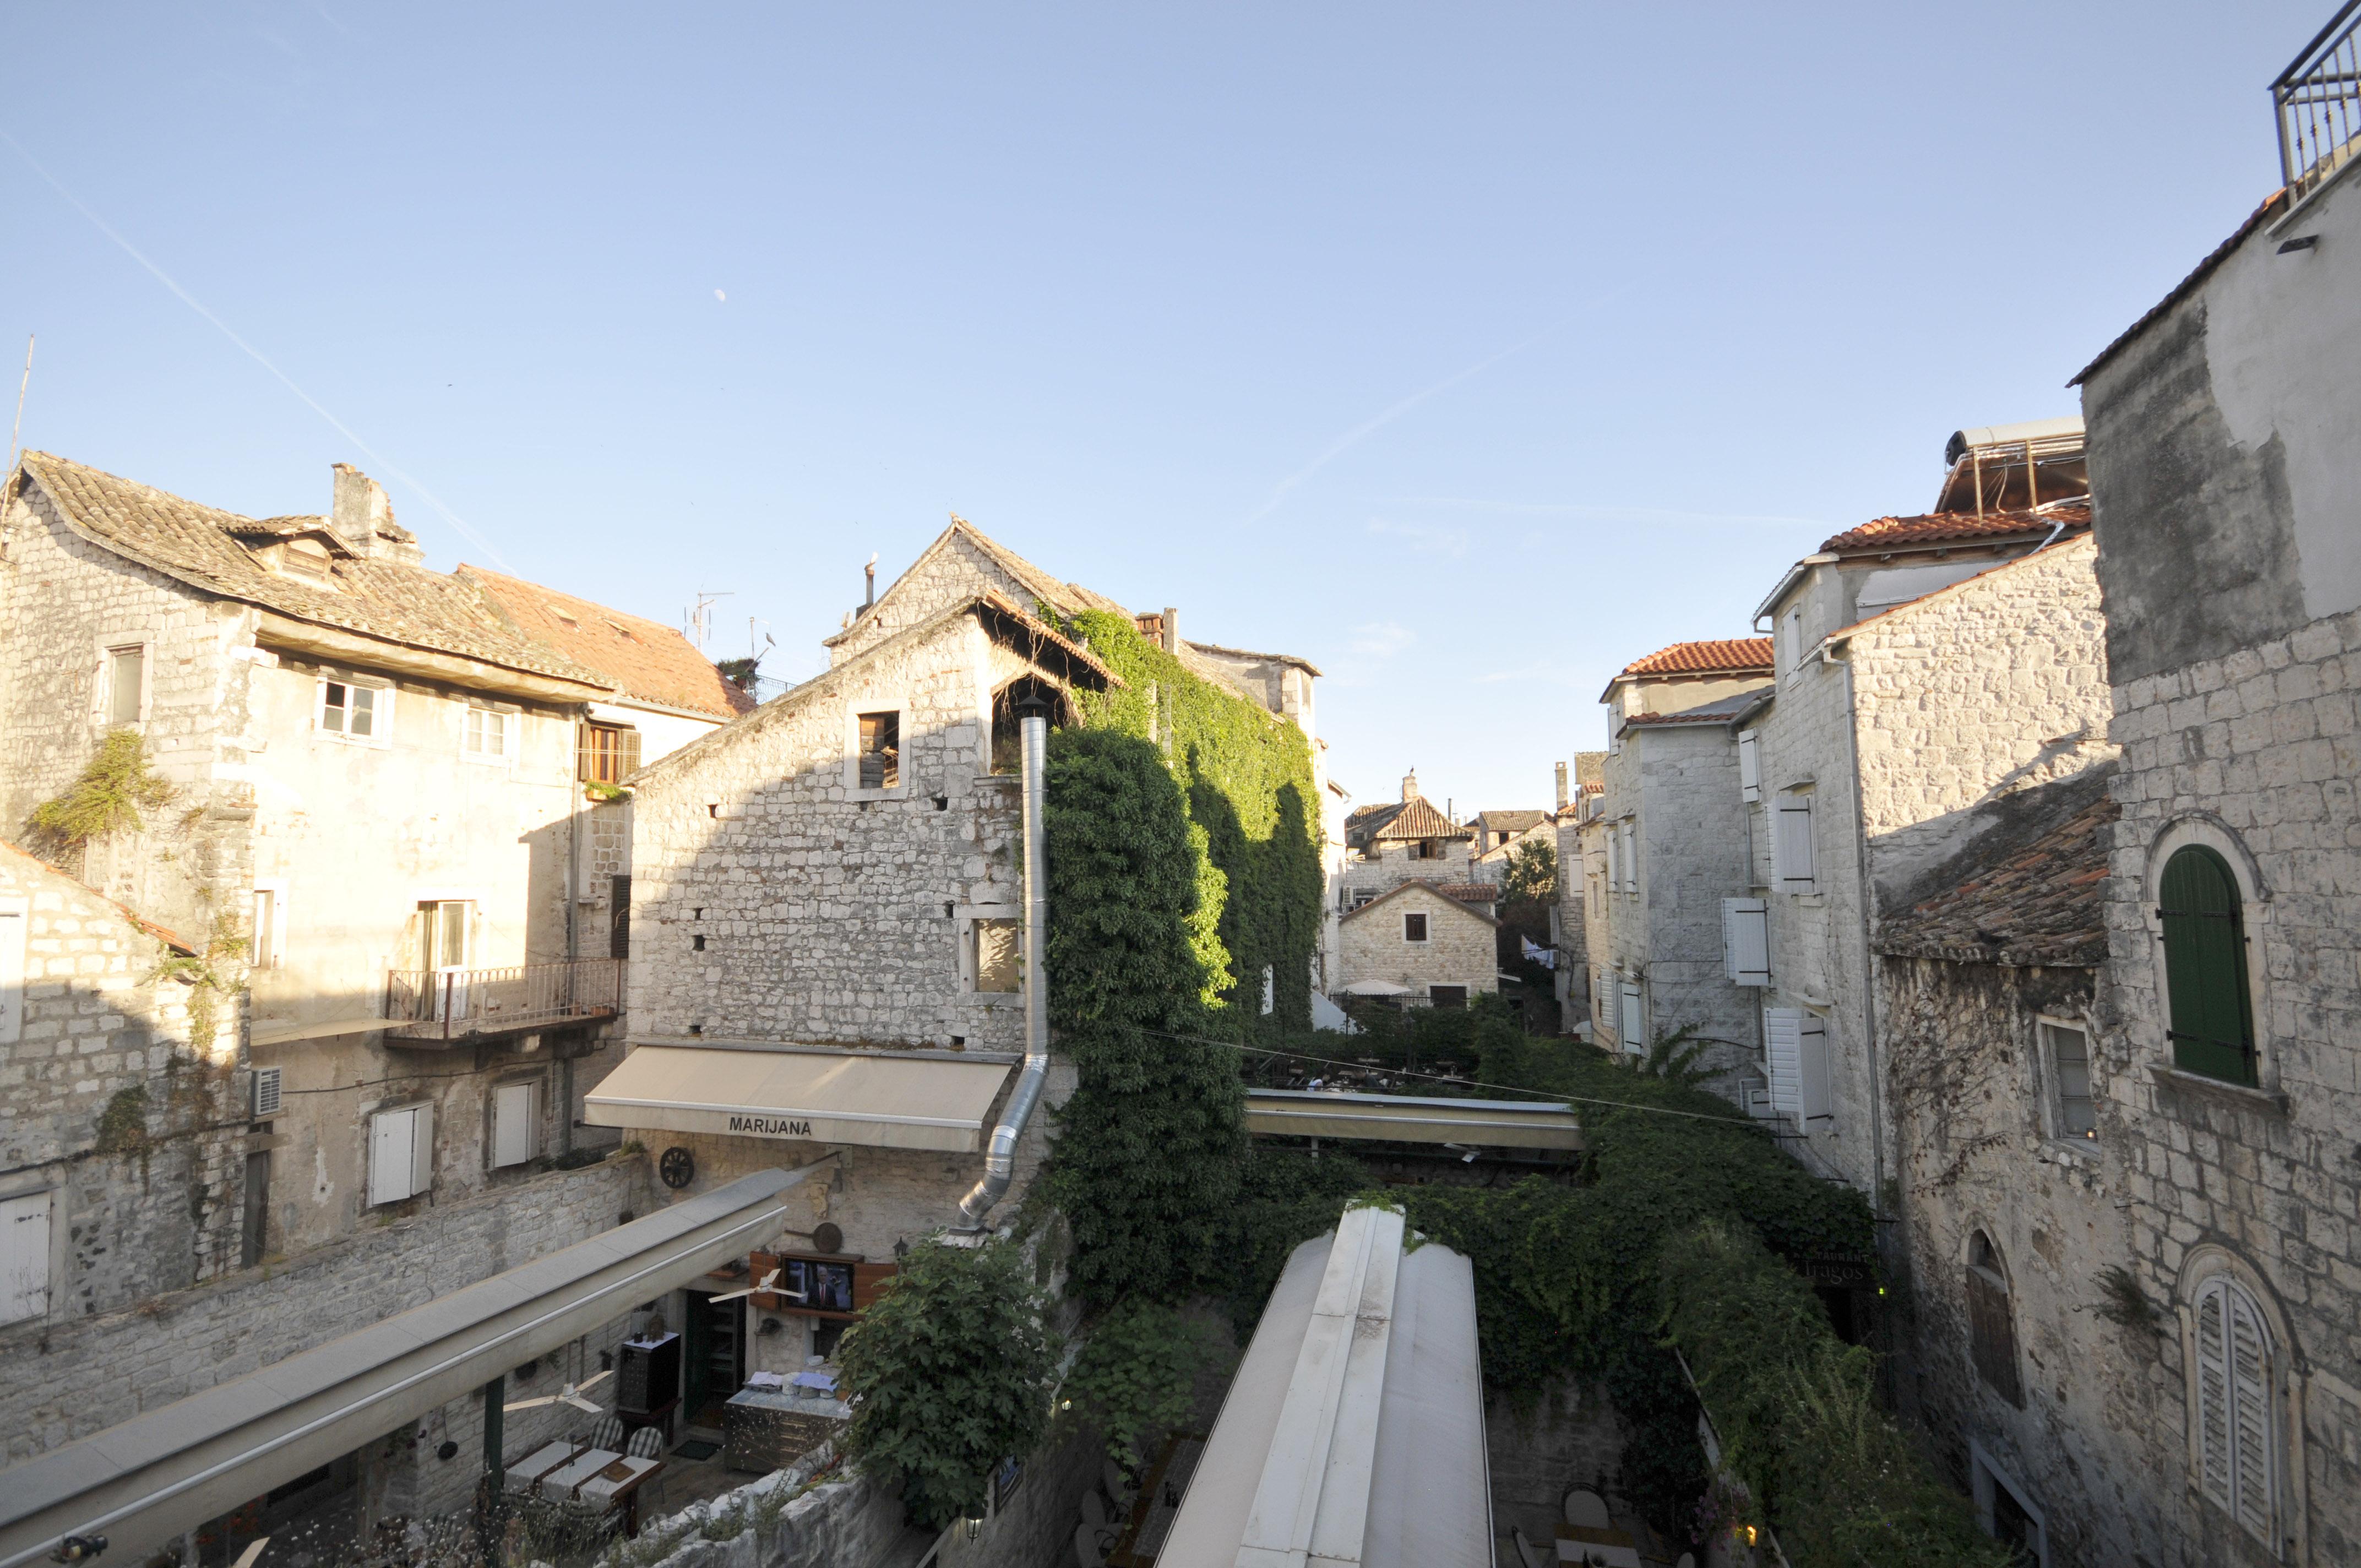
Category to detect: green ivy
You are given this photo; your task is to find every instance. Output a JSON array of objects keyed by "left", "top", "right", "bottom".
[
  {"left": 1059, "top": 1299, "right": 1218, "bottom": 1468},
  {"left": 835, "top": 1236, "right": 1058, "bottom": 1532}
]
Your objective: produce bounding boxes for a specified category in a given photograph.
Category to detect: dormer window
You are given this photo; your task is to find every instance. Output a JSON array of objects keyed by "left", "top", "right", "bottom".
[{"left": 280, "top": 538, "right": 332, "bottom": 581}]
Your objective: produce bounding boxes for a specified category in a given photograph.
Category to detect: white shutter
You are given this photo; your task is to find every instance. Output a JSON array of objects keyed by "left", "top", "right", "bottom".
[
  {"left": 1606, "top": 830, "right": 1621, "bottom": 894},
  {"left": 0, "top": 896, "right": 26, "bottom": 1046},
  {"left": 1620, "top": 823, "right": 1639, "bottom": 894},
  {"left": 1765, "top": 1008, "right": 1803, "bottom": 1116},
  {"left": 369, "top": 1108, "right": 412, "bottom": 1206},
  {"left": 252, "top": 1066, "right": 282, "bottom": 1119},
  {"left": 1775, "top": 796, "right": 1815, "bottom": 889},
  {"left": 492, "top": 1082, "right": 540, "bottom": 1168},
  {"left": 2227, "top": 1283, "right": 2277, "bottom": 1539},
  {"left": 2196, "top": 1282, "right": 2233, "bottom": 1511},
  {"left": 1737, "top": 731, "right": 1761, "bottom": 804},
  {"left": 1, "top": 1190, "right": 51, "bottom": 1325},
  {"left": 410, "top": 1102, "right": 435, "bottom": 1197},
  {"left": 1799, "top": 1014, "right": 1834, "bottom": 1123},
  {"left": 1619, "top": 981, "right": 1643, "bottom": 1053},
  {"left": 1722, "top": 899, "right": 1770, "bottom": 986}
]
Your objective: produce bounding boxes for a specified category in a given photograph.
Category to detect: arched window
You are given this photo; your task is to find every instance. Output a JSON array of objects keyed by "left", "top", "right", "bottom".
[
  {"left": 1965, "top": 1231, "right": 2021, "bottom": 1407},
  {"left": 2159, "top": 845, "right": 2256, "bottom": 1085},
  {"left": 2193, "top": 1276, "right": 2278, "bottom": 1544}
]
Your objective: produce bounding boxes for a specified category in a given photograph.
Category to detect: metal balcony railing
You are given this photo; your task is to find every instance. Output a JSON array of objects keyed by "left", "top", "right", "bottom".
[
  {"left": 384, "top": 959, "right": 625, "bottom": 1043},
  {"left": 2276, "top": 0, "right": 2361, "bottom": 202}
]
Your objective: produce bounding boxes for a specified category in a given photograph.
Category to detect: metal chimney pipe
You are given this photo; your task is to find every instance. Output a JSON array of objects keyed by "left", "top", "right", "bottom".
[
  {"left": 862, "top": 552, "right": 878, "bottom": 610},
  {"left": 958, "top": 701, "right": 1050, "bottom": 1228}
]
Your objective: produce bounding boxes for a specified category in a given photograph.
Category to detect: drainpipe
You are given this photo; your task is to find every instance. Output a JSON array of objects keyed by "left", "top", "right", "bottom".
[
  {"left": 958, "top": 700, "right": 1049, "bottom": 1229},
  {"left": 1835, "top": 652, "right": 1890, "bottom": 1222}
]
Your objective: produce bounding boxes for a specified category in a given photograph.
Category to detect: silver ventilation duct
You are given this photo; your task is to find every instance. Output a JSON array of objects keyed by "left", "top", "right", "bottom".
[{"left": 958, "top": 701, "right": 1049, "bottom": 1228}]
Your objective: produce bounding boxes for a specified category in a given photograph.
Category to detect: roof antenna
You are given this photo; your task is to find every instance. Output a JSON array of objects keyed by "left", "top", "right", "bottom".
[
  {"left": 863, "top": 552, "right": 878, "bottom": 610},
  {"left": 8, "top": 333, "right": 32, "bottom": 473}
]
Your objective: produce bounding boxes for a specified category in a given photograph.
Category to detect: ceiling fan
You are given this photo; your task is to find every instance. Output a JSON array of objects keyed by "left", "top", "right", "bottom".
[
  {"left": 505, "top": 1368, "right": 612, "bottom": 1414},
  {"left": 706, "top": 1268, "right": 809, "bottom": 1304}
]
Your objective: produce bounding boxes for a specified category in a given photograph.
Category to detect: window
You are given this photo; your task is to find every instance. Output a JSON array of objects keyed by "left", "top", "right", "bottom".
[
  {"left": 1722, "top": 898, "right": 1770, "bottom": 986},
  {"left": 1402, "top": 911, "right": 1429, "bottom": 944},
  {"left": 251, "top": 886, "right": 282, "bottom": 970},
  {"left": 1966, "top": 1231, "right": 2022, "bottom": 1407},
  {"left": 1783, "top": 605, "right": 1805, "bottom": 674},
  {"left": 106, "top": 645, "right": 145, "bottom": 726},
  {"left": 420, "top": 900, "right": 472, "bottom": 971},
  {"left": 251, "top": 1065, "right": 283, "bottom": 1118},
  {"left": 1970, "top": 1442, "right": 2047, "bottom": 1567},
  {"left": 974, "top": 918, "right": 1020, "bottom": 993},
  {"left": 1774, "top": 793, "right": 1815, "bottom": 890},
  {"left": 368, "top": 1102, "right": 434, "bottom": 1206},
  {"left": 2042, "top": 1019, "right": 2097, "bottom": 1138},
  {"left": 491, "top": 1080, "right": 544, "bottom": 1168},
  {"left": 1765, "top": 1008, "right": 1832, "bottom": 1123},
  {"left": 279, "top": 538, "right": 331, "bottom": 581},
  {"left": 1737, "top": 729, "right": 1761, "bottom": 803},
  {"left": 856, "top": 710, "right": 901, "bottom": 790},
  {"left": 578, "top": 722, "right": 642, "bottom": 785},
  {"left": 1428, "top": 985, "right": 1467, "bottom": 1009},
  {"left": 2193, "top": 1275, "right": 2278, "bottom": 1544},
  {"left": 2158, "top": 845, "right": 2256, "bottom": 1085},
  {"left": 1, "top": 895, "right": 27, "bottom": 1047},
  {"left": 318, "top": 678, "right": 385, "bottom": 741},
  {"left": 463, "top": 706, "right": 510, "bottom": 761},
  {"left": 1, "top": 1189, "right": 51, "bottom": 1325},
  {"left": 1606, "top": 830, "right": 1622, "bottom": 894},
  {"left": 610, "top": 875, "right": 632, "bottom": 960},
  {"left": 1618, "top": 977, "right": 1643, "bottom": 1052},
  {"left": 1407, "top": 839, "right": 1443, "bottom": 861},
  {"left": 1620, "top": 821, "right": 1638, "bottom": 895}
]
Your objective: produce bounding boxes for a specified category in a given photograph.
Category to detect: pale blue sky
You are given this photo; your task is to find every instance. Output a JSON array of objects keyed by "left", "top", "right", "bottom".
[{"left": 0, "top": 3, "right": 2321, "bottom": 811}]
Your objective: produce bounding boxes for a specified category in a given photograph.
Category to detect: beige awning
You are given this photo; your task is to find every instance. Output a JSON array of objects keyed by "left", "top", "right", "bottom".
[
  {"left": 584, "top": 1045, "right": 1013, "bottom": 1153},
  {"left": 1244, "top": 1088, "right": 1584, "bottom": 1151}
]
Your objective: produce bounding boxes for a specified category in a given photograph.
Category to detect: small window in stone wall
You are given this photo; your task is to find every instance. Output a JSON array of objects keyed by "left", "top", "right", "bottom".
[
  {"left": 2158, "top": 845, "right": 2257, "bottom": 1086},
  {"left": 1966, "top": 1232, "right": 2022, "bottom": 1407},
  {"left": 858, "top": 711, "right": 900, "bottom": 790},
  {"left": 2042, "top": 1019, "right": 2096, "bottom": 1138},
  {"left": 1403, "top": 911, "right": 1429, "bottom": 943},
  {"left": 106, "top": 645, "right": 145, "bottom": 726},
  {"left": 975, "top": 919, "right": 1020, "bottom": 992}
]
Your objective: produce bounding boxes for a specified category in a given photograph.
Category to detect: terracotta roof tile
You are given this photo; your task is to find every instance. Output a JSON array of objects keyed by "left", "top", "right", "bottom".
[
  {"left": 1617, "top": 639, "right": 1774, "bottom": 678},
  {"left": 1352, "top": 796, "right": 1467, "bottom": 845},
  {"left": 1435, "top": 882, "right": 1498, "bottom": 905},
  {"left": 1876, "top": 768, "right": 2118, "bottom": 967},
  {"left": 1336, "top": 878, "right": 1500, "bottom": 928},
  {"left": 1819, "top": 497, "right": 2091, "bottom": 555},
  {"left": 2072, "top": 192, "right": 2285, "bottom": 388},
  {"left": 461, "top": 567, "right": 753, "bottom": 720},
  {"left": 21, "top": 453, "right": 606, "bottom": 689}
]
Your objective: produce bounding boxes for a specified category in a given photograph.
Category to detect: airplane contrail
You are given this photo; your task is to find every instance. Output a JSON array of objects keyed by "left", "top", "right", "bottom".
[{"left": 0, "top": 127, "right": 514, "bottom": 570}]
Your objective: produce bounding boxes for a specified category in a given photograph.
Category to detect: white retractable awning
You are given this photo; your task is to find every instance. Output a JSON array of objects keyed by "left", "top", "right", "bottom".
[
  {"left": 1244, "top": 1088, "right": 1584, "bottom": 1151},
  {"left": 584, "top": 1045, "right": 1013, "bottom": 1153}
]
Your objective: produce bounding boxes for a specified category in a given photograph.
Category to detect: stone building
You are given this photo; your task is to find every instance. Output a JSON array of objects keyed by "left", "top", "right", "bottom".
[
  {"left": 1740, "top": 484, "right": 2110, "bottom": 1188},
  {"left": 1572, "top": 641, "right": 1771, "bottom": 1075},
  {"left": 1336, "top": 771, "right": 1476, "bottom": 909},
  {"left": 1552, "top": 759, "right": 1603, "bottom": 1028},
  {"left": 595, "top": 518, "right": 1321, "bottom": 1388},
  {"left": 0, "top": 449, "right": 737, "bottom": 1510},
  {"left": 1331, "top": 880, "right": 1500, "bottom": 1008},
  {"left": 2061, "top": 52, "right": 2361, "bottom": 1560}
]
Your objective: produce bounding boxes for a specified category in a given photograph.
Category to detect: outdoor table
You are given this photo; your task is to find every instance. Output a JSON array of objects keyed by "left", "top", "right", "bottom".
[
  {"left": 578, "top": 1454, "right": 665, "bottom": 1535},
  {"left": 1554, "top": 1523, "right": 1641, "bottom": 1567},
  {"left": 502, "top": 1441, "right": 581, "bottom": 1493},
  {"left": 540, "top": 1447, "right": 623, "bottom": 1502}
]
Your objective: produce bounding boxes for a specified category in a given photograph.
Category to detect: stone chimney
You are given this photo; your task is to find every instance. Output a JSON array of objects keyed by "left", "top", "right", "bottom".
[
  {"left": 1555, "top": 761, "right": 1569, "bottom": 810},
  {"left": 1401, "top": 769, "right": 1419, "bottom": 804},
  {"left": 331, "top": 464, "right": 394, "bottom": 559},
  {"left": 1161, "top": 607, "right": 1179, "bottom": 654}
]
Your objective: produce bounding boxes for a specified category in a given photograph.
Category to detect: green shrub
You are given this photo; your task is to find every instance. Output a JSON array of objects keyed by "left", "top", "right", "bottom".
[
  {"left": 836, "top": 1237, "right": 1058, "bottom": 1531},
  {"left": 1061, "top": 1299, "right": 1218, "bottom": 1467},
  {"left": 32, "top": 728, "right": 172, "bottom": 846}
]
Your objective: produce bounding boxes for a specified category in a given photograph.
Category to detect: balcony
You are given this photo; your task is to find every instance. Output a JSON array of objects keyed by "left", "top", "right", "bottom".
[
  {"left": 2277, "top": 1, "right": 2361, "bottom": 203},
  {"left": 383, "top": 959, "right": 625, "bottom": 1046}
]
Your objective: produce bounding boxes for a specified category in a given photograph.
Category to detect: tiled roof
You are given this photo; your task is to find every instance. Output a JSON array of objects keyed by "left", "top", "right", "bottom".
[
  {"left": 1, "top": 840, "right": 193, "bottom": 954},
  {"left": 1435, "top": 882, "right": 1498, "bottom": 906},
  {"left": 1819, "top": 497, "right": 2091, "bottom": 554},
  {"left": 1183, "top": 639, "right": 1324, "bottom": 678},
  {"left": 1475, "top": 809, "right": 1549, "bottom": 833},
  {"left": 1337, "top": 879, "right": 1500, "bottom": 929},
  {"left": 2072, "top": 192, "right": 2286, "bottom": 388},
  {"left": 1624, "top": 685, "right": 1771, "bottom": 729},
  {"left": 461, "top": 567, "right": 753, "bottom": 720},
  {"left": 1618, "top": 639, "right": 1774, "bottom": 678},
  {"left": 21, "top": 453, "right": 607, "bottom": 689},
  {"left": 1347, "top": 796, "right": 1468, "bottom": 847},
  {"left": 1876, "top": 767, "right": 2118, "bottom": 967}
]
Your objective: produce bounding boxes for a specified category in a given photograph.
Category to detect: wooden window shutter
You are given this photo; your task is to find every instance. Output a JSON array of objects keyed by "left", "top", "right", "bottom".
[
  {"left": 0, "top": 1190, "right": 51, "bottom": 1325},
  {"left": 1966, "top": 1260, "right": 2022, "bottom": 1407},
  {"left": 2195, "top": 1280, "right": 2235, "bottom": 1511},
  {"left": 1722, "top": 898, "right": 1770, "bottom": 986},
  {"left": 1737, "top": 729, "right": 1761, "bottom": 803},
  {"left": 2159, "top": 846, "right": 2256, "bottom": 1085},
  {"left": 619, "top": 726, "right": 643, "bottom": 779},
  {"left": 2196, "top": 1277, "right": 2278, "bottom": 1540},
  {"left": 852, "top": 1262, "right": 897, "bottom": 1313},
  {"left": 1618, "top": 979, "right": 1642, "bottom": 1050},
  {"left": 1775, "top": 797, "right": 1815, "bottom": 888},
  {"left": 1798, "top": 1014, "right": 1834, "bottom": 1124},
  {"left": 1765, "top": 1008, "right": 1803, "bottom": 1116}
]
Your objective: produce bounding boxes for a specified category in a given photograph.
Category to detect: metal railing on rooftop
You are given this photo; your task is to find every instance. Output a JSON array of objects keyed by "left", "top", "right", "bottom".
[
  {"left": 2276, "top": 0, "right": 2361, "bottom": 202},
  {"left": 384, "top": 959, "right": 625, "bottom": 1043}
]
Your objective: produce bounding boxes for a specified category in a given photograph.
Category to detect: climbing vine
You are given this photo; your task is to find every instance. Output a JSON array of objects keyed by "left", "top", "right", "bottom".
[{"left": 31, "top": 727, "right": 173, "bottom": 847}]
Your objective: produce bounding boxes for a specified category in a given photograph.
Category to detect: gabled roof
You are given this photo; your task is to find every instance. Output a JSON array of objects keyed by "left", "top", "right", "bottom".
[
  {"left": 2071, "top": 192, "right": 2286, "bottom": 388},
  {"left": 1875, "top": 766, "right": 2118, "bottom": 967},
  {"left": 19, "top": 453, "right": 607, "bottom": 692},
  {"left": 1182, "top": 638, "right": 1324, "bottom": 678},
  {"left": 1819, "top": 497, "right": 2091, "bottom": 555},
  {"left": 1622, "top": 685, "right": 1771, "bottom": 732},
  {"left": 1345, "top": 796, "right": 1469, "bottom": 847},
  {"left": 1433, "top": 882, "right": 1499, "bottom": 906},
  {"left": 823, "top": 518, "right": 1130, "bottom": 651},
  {"left": 1617, "top": 638, "right": 1774, "bottom": 678},
  {"left": 629, "top": 590, "right": 1116, "bottom": 787},
  {"left": 1473, "top": 809, "right": 1548, "bottom": 834},
  {"left": 1338, "top": 879, "right": 1499, "bottom": 929},
  {"left": 460, "top": 566, "right": 753, "bottom": 721}
]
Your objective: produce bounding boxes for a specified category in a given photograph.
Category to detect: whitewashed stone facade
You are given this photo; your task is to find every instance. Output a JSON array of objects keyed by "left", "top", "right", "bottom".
[{"left": 1334, "top": 881, "right": 1498, "bottom": 1004}]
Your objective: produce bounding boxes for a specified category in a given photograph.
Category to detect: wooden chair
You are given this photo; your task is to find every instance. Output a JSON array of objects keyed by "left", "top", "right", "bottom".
[{"left": 1563, "top": 1489, "right": 1611, "bottom": 1529}]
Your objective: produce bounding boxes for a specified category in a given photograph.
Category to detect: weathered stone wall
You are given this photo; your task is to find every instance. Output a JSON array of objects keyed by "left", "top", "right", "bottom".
[
  {"left": 0, "top": 1150, "right": 652, "bottom": 1461},
  {"left": 1335, "top": 883, "right": 1497, "bottom": 1000},
  {"left": 0, "top": 847, "right": 249, "bottom": 1327},
  {"left": 1336, "top": 834, "right": 1476, "bottom": 906},
  {"left": 1484, "top": 1379, "right": 1624, "bottom": 1554},
  {"left": 1879, "top": 955, "right": 2168, "bottom": 1568}
]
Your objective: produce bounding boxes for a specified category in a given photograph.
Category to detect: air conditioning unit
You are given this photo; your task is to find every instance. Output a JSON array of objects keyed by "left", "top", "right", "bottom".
[{"left": 252, "top": 1066, "right": 282, "bottom": 1119}]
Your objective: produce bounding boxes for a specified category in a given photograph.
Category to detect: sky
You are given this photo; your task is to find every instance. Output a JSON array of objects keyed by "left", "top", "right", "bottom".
[{"left": 0, "top": 3, "right": 2326, "bottom": 812}]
